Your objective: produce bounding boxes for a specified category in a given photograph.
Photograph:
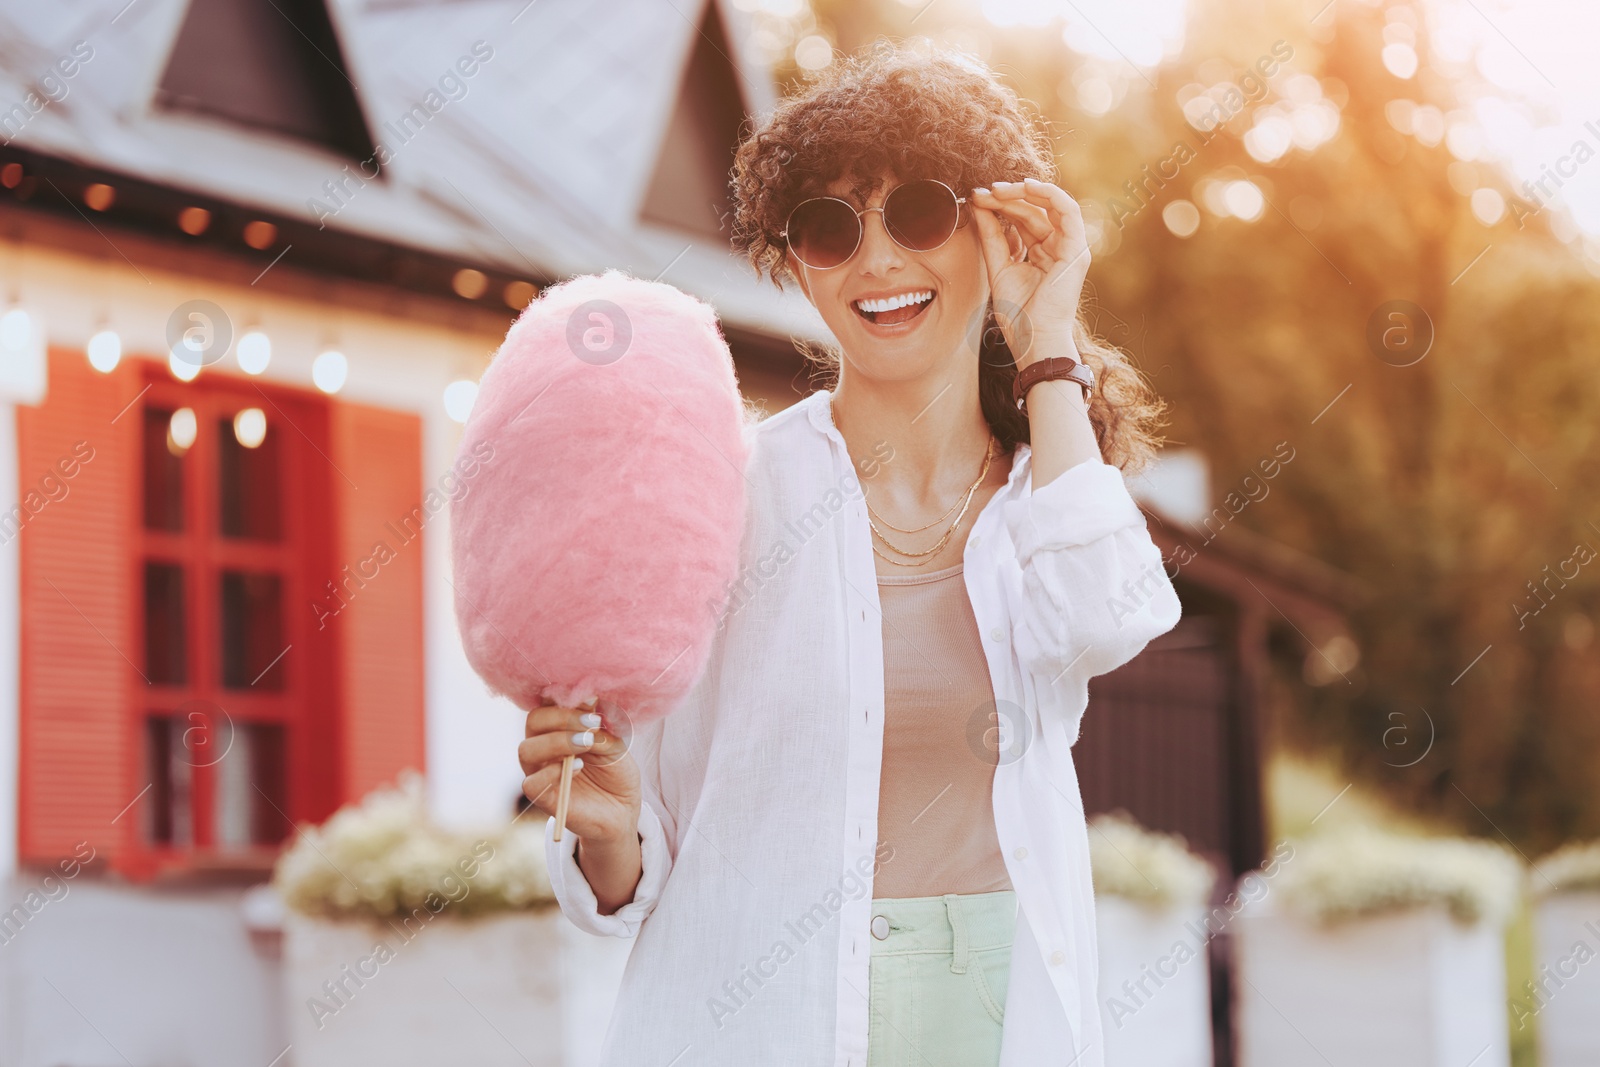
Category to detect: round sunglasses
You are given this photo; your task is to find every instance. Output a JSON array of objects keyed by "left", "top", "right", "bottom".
[{"left": 781, "top": 179, "right": 969, "bottom": 271}]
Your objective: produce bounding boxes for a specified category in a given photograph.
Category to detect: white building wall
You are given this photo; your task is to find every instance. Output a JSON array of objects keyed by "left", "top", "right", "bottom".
[
  {"left": 0, "top": 875, "right": 287, "bottom": 1067},
  {"left": 0, "top": 401, "right": 18, "bottom": 882},
  {"left": 421, "top": 405, "right": 529, "bottom": 830}
]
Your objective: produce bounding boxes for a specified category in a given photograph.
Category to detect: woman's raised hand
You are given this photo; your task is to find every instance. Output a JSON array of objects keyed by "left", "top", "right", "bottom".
[
  {"left": 519, "top": 702, "right": 641, "bottom": 845},
  {"left": 970, "top": 178, "right": 1091, "bottom": 365}
]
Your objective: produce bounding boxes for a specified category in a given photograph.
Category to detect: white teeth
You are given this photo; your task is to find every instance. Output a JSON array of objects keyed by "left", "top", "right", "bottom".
[{"left": 855, "top": 290, "right": 933, "bottom": 314}]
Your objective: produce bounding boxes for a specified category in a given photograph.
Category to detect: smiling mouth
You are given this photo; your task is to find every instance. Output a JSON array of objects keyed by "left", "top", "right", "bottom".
[{"left": 853, "top": 289, "right": 935, "bottom": 326}]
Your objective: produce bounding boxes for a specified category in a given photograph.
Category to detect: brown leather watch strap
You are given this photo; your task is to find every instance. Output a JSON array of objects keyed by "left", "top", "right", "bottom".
[{"left": 1013, "top": 356, "right": 1094, "bottom": 414}]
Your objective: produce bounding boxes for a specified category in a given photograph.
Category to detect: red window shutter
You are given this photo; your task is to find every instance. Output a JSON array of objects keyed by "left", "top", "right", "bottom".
[
  {"left": 17, "top": 348, "right": 140, "bottom": 868},
  {"left": 328, "top": 402, "right": 426, "bottom": 802}
]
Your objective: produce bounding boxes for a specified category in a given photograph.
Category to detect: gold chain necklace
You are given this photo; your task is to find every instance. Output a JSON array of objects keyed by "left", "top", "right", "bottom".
[
  {"left": 832, "top": 398, "right": 994, "bottom": 567},
  {"left": 865, "top": 482, "right": 964, "bottom": 533},
  {"left": 867, "top": 441, "right": 991, "bottom": 566}
]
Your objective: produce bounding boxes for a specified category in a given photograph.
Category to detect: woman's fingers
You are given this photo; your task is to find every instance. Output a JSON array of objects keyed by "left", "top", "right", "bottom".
[
  {"left": 1019, "top": 180, "right": 1091, "bottom": 276},
  {"left": 991, "top": 179, "right": 1083, "bottom": 234},
  {"left": 521, "top": 759, "right": 573, "bottom": 812},
  {"left": 516, "top": 698, "right": 642, "bottom": 847},
  {"left": 975, "top": 183, "right": 1054, "bottom": 245},
  {"left": 997, "top": 181, "right": 1094, "bottom": 289},
  {"left": 975, "top": 198, "right": 1054, "bottom": 276},
  {"left": 978, "top": 181, "right": 1091, "bottom": 275},
  {"left": 517, "top": 720, "right": 602, "bottom": 775},
  {"left": 978, "top": 201, "right": 1053, "bottom": 277},
  {"left": 970, "top": 197, "right": 1020, "bottom": 279},
  {"left": 1020, "top": 179, "right": 1089, "bottom": 257},
  {"left": 526, "top": 702, "right": 600, "bottom": 738}
]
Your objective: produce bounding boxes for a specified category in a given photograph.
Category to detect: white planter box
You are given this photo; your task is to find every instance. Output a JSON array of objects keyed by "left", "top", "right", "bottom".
[
  {"left": 1234, "top": 902, "right": 1508, "bottom": 1067},
  {"left": 284, "top": 907, "right": 633, "bottom": 1067},
  {"left": 1531, "top": 891, "right": 1600, "bottom": 1067},
  {"left": 1096, "top": 896, "right": 1213, "bottom": 1067},
  {"left": 0, "top": 878, "right": 284, "bottom": 1067}
]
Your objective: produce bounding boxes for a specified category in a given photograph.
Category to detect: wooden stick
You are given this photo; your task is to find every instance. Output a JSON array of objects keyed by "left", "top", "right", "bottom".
[
  {"left": 552, "top": 753, "right": 575, "bottom": 842},
  {"left": 551, "top": 696, "right": 592, "bottom": 842}
]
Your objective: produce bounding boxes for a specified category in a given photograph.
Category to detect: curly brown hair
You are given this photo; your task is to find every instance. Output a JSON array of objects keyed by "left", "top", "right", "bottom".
[{"left": 729, "top": 40, "right": 1166, "bottom": 471}]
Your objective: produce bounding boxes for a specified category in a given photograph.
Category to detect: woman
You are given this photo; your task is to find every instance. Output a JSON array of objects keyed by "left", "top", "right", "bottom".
[{"left": 519, "top": 42, "right": 1180, "bottom": 1067}]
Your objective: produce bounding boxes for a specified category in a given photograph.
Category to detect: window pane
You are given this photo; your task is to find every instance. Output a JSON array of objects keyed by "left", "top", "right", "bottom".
[
  {"left": 218, "top": 413, "right": 282, "bottom": 541},
  {"left": 145, "top": 716, "right": 193, "bottom": 847},
  {"left": 215, "top": 721, "right": 291, "bottom": 848},
  {"left": 220, "top": 571, "right": 284, "bottom": 689},
  {"left": 249, "top": 722, "right": 290, "bottom": 845},
  {"left": 142, "top": 408, "right": 184, "bottom": 531},
  {"left": 215, "top": 721, "right": 252, "bottom": 849},
  {"left": 144, "top": 563, "right": 187, "bottom": 685}
]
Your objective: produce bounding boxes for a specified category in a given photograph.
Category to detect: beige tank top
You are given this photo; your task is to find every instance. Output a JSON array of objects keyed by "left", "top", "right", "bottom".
[{"left": 872, "top": 560, "right": 1014, "bottom": 898}]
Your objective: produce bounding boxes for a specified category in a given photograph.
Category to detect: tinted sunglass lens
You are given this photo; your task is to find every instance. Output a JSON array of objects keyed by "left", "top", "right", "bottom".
[
  {"left": 885, "top": 180, "right": 959, "bottom": 250},
  {"left": 788, "top": 199, "right": 859, "bottom": 269}
]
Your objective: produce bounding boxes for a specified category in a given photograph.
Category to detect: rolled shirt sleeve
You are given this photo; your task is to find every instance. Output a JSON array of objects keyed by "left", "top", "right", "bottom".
[
  {"left": 1002, "top": 458, "right": 1181, "bottom": 704},
  {"left": 544, "top": 797, "right": 673, "bottom": 938}
]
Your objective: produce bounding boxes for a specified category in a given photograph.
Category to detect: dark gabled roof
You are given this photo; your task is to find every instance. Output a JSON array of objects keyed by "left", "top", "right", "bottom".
[{"left": 0, "top": 0, "right": 827, "bottom": 342}]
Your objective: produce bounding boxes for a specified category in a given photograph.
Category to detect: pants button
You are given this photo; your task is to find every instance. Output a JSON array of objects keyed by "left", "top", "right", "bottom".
[{"left": 871, "top": 914, "right": 890, "bottom": 940}]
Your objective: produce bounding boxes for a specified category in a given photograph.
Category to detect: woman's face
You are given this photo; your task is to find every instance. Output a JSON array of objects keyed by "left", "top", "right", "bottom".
[{"left": 785, "top": 173, "right": 989, "bottom": 387}]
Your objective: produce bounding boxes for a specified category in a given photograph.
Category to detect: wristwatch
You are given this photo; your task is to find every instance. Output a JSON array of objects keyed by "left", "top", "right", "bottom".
[{"left": 1013, "top": 356, "right": 1094, "bottom": 413}]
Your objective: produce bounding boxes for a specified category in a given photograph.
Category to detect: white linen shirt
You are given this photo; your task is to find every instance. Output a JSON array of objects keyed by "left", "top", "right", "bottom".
[{"left": 544, "top": 387, "right": 1181, "bottom": 1067}]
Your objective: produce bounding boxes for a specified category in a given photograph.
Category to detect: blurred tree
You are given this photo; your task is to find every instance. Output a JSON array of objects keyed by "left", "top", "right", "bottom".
[{"left": 802, "top": 0, "right": 1600, "bottom": 852}]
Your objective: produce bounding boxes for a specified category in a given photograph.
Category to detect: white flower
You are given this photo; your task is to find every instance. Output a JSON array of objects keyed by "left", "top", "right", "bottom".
[
  {"left": 1088, "top": 811, "right": 1215, "bottom": 909},
  {"left": 1532, "top": 839, "right": 1600, "bottom": 896},
  {"left": 272, "top": 773, "right": 556, "bottom": 920},
  {"left": 1277, "top": 825, "right": 1521, "bottom": 926}
]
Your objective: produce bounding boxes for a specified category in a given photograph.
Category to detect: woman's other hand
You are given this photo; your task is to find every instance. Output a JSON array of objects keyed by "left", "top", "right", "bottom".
[{"left": 518, "top": 702, "right": 641, "bottom": 846}]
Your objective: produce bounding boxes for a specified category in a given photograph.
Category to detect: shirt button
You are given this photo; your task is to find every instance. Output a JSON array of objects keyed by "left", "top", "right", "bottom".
[
  {"left": 871, "top": 915, "right": 890, "bottom": 940},
  {"left": 989, "top": 626, "right": 1006, "bottom": 642},
  {"left": 1051, "top": 950, "right": 1065, "bottom": 966},
  {"left": 970, "top": 535, "right": 981, "bottom": 547},
  {"left": 1013, "top": 846, "right": 1028, "bottom": 860}
]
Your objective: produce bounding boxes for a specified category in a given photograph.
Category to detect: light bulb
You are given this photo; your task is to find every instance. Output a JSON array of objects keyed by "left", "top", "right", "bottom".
[
  {"left": 169, "top": 407, "right": 197, "bottom": 451},
  {"left": 443, "top": 379, "right": 478, "bottom": 423},
  {"left": 237, "top": 330, "right": 271, "bottom": 375},
  {"left": 312, "top": 349, "right": 347, "bottom": 394},
  {"left": 234, "top": 407, "right": 267, "bottom": 448},
  {"left": 0, "top": 307, "right": 31, "bottom": 351},
  {"left": 87, "top": 329, "right": 121, "bottom": 373},
  {"left": 169, "top": 349, "right": 200, "bottom": 381}
]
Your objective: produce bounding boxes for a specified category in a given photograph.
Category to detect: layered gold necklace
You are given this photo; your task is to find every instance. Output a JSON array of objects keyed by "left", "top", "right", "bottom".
[{"left": 832, "top": 398, "right": 996, "bottom": 568}]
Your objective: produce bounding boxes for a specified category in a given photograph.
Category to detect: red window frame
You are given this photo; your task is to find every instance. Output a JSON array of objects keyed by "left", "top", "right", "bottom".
[{"left": 129, "top": 365, "right": 336, "bottom": 877}]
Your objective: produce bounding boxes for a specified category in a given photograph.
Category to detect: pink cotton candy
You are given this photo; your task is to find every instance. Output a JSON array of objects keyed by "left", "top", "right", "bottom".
[{"left": 450, "top": 270, "right": 749, "bottom": 731}]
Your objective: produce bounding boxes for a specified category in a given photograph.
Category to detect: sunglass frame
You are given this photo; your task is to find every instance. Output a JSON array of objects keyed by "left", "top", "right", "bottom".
[{"left": 781, "top": 178, "right": 969, "bottom": 270}]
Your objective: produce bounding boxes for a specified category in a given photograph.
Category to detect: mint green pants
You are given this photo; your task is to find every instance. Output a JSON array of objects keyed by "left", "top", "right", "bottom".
[{"left": 866, "top": 890, "right": 1017, "bottom": 1067}]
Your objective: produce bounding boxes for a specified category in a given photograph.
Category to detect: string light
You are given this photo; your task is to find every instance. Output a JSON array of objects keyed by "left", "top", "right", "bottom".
[
  {"left": 87, "top": 329, "right": 121, "bottom": 372},
  {"left": 312, "top": 349, "right": 347, "bottom": 394},
  {"left": 237, "top": 330, "right": 271, "bottom": 375},
  {"left": 169, "top": 407, "right": 198, "bottom": 452},
  {"left": 443, "top": 379, "right": 478, "bottom": 423},
  {"left": 233, "top": 407, "right": 267, "bottom": 448},
  {"left": 169, "top": 349, "right": 201, "bottom": 381},
  {"left": 0, "top": 307, "right": 31, "bottom": 352}
]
